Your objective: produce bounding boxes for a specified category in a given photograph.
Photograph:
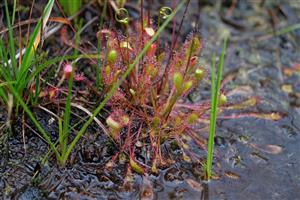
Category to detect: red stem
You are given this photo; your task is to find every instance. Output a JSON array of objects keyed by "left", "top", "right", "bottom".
[{"left": 158, "top": 0, "right": 191, "bottom": 94}]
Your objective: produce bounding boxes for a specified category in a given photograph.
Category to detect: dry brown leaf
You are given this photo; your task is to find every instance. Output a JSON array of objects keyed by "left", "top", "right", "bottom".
[
  {"left": 224, "top": 171, "right": 240, "bottom": 180},
  {"left": 264, "top": 144, "right": 283, "bottom": 155},
  {"left": 186, "top": 179, "right": 203, "bottom": 192}
]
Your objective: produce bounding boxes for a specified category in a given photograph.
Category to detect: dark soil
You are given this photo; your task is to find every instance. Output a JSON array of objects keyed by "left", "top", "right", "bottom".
[{"left": 1, "top": 0, "right": 300, "bottom": 199}]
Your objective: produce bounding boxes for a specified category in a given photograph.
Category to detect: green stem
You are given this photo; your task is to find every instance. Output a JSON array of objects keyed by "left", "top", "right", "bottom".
[
  {"left": 206, "top": 38, "right": 227, "bottom": 180},
  {"left": 161, "top": 92, "right": 180, "bottom": 118}
]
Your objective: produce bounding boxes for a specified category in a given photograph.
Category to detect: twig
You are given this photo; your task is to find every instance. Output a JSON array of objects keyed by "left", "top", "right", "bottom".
[
  {"left": 24, "top": 122, "right": 48, "bottom": 144},
  {"left": 70, "top": 102, "right": 110, "bottom": 136}
]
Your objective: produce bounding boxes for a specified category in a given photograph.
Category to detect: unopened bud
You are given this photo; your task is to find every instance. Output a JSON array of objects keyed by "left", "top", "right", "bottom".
[
  {"left": 183, "top": 153, "right": 191, "bottom": 162},
  {"left": 188, "top": 113, "right": 198, "bottom": 124},
  {"left": 120, "top": 41, "right": 132, "bottom": 50},
  {"left": 195, "top": 69, "right": 204, "bottom": 81},
  {"left": 48, "top": 88, "right": 57, "bottom": 100},
  {"left": 105, "top": 65, "right": 111, "bottom": 75},
  {"left": 122, "top": 115, "right": 129, "bottom": 124},
  {"left": 152, "top": 117, "right": 160, "bottom": 128},
  {"left": 106, "top": 116, "right": 121, "bottom": 130},
  {"left": 64, "top": 64, "right": 73, "bottom": 79},
  {"left": 129, "top": 88, "right": 136, "bottom": 96},
  {"left": 147, "top": 43, "right": 157, "bottom": 57},
  {"left": 144, "top": 27, "right": 155, "bottom": 36},
  {"left": 219, "top": 93, "right": 227, "bottom": 105},
  {"left": 183, "top": 80, "right": 193, "bottom": 91},
  {"left": 108, "top": 49, "right": 117, "bottom": 64},
  {"left": 173, "top": 72, "right": 183, "bottom": 91}
]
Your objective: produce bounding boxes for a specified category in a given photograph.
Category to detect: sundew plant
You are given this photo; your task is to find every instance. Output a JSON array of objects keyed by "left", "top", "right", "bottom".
[{"left": 0, "top": 0, "right": 282, "bottom": 177}]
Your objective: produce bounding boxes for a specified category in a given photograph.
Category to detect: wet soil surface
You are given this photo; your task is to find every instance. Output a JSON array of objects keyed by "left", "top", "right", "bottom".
[{"left": 1, "top": 0, "right": 300, "bottom": 199}]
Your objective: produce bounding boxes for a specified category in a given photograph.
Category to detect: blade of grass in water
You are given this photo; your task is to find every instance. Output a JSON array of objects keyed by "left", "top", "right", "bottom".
[
  {"left": 206, "top": 38, "right": 227, "bottom": 180},
  {"left": 206, "top": 53, "right": 215, "bottom": 180}
]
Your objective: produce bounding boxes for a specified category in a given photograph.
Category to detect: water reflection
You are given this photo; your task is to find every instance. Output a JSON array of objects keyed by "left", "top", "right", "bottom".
[{"left": 201, "top": 183, "right": 209, "bottom": 200}]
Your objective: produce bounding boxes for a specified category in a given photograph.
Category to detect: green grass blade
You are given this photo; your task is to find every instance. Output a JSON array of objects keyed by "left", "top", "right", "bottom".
[
  {"left": 206, "top": 38, "right": 227, "bottom": 180},
  {"left": 206, "top": 53, "right": 216, "bottom": 180},
  {"left": 0, "top": 39, "right": 12, "bottom": 103},
  {"left": 64, "top": 0, "right": 187, "bottom": 161},
  {"left": 28, "top": 55, "right": 71, "bottom": 81},
  {"left": 62, "top": 64, "right": 74, "bottom": 157},
  {"left": 0, "top": 89, "right": 8, "bottom": 103},
  {"left": 0, "top": 39, "right": 13, "bottom": 81},
  {"left": 59, "top": 0, "right": 82, "bottom": 16},
  {"left": 12, "top": 0, "right": 17, "bottom": 25},
  {"left": 60, "top": 27, "right": 81, "bottom": 162},
  {"left": 0, "top": 81, "right": 15, "bottom": 103},
  {"left": 4, "top": 0, "right": 17, "bottom": 77},
  {"left": 58, "top": 117, "right": 63, "bottom": 163}
]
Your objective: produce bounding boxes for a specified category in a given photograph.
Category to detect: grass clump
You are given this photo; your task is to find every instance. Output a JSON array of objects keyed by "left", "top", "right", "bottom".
[{"left": 0, "top": 0, "right": 57, "bottom": 110}]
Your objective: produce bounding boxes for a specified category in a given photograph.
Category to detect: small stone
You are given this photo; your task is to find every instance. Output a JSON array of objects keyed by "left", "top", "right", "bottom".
[
  {"left": 214, "top": 136, "right": 226, "bottom": 147},
  {"left": 264, "top": 144, "right": 283, "bottom": 154}
]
